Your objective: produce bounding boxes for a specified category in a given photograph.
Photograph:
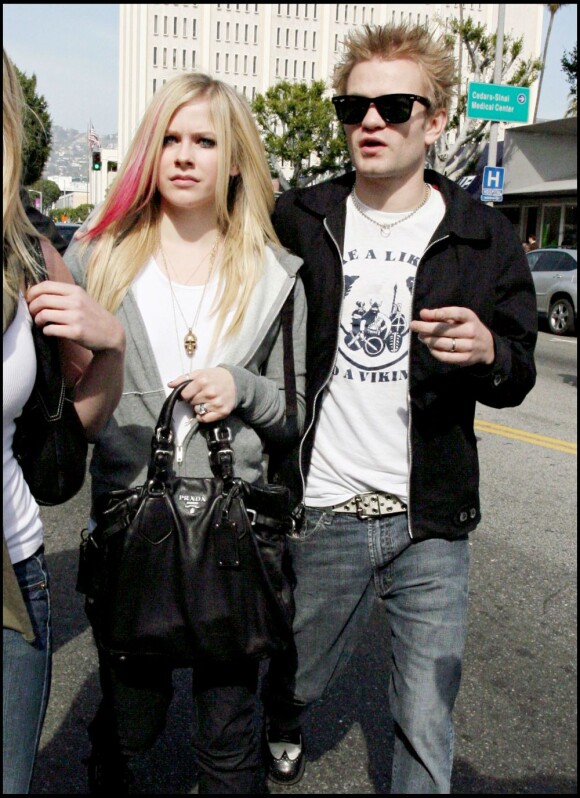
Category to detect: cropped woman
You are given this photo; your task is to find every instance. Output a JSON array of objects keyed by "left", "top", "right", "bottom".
[
  {"left": 64, "top": 72, "right": 306, "bottom": 793},
  {"left": 3, "top": 49, "right": 126, "bottom": 794}
]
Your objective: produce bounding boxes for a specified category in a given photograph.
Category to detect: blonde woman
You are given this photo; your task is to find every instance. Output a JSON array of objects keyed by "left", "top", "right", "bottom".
[
  {"left": 3, "top": 49, "right": 125, "bottom": 794},
  {"left": 64, "top": 72, "right": 306, "bottom": 794}
]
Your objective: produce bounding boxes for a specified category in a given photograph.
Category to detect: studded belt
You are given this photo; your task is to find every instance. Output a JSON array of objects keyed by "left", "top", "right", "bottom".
[{"left": 331, "top": 491, "right": 407, "bottom": 519}]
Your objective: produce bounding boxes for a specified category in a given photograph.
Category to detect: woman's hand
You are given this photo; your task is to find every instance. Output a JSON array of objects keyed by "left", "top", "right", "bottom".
[
  {"left": 168, "top": 367, "right": 237, "bottom": 423},
  {"left": 25, "top": 280, "right": 125, "bottom": 355}
]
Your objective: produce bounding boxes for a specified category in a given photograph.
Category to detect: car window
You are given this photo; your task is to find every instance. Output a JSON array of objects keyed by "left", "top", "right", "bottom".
[{"left": 531, "top": 252, "right": 576, "bottom": 272}]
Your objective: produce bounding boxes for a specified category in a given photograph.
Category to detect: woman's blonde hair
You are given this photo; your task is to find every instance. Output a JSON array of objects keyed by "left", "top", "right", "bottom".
[
  {"left": 82, "top": 72, "right": 280, "bottom": 340},
  {"left": 332, "top": 23, "right": 456, "bottom": 115},
  {"left": 3, "top": 49, "right": 42, "bottom": 332}
]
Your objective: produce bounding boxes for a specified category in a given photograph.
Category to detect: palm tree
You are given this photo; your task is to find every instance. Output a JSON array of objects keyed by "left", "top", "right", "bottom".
[{"left": 533, "top": 4, "right": 569, "bottom": 122}]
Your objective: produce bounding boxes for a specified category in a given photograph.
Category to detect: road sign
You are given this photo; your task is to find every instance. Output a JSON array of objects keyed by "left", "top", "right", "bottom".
[
  {"left": 467, "top": 82, "right": 530, "bottom": 123},
  {"left": 480, "top": 165, "right": 505, "bottom": 202}
]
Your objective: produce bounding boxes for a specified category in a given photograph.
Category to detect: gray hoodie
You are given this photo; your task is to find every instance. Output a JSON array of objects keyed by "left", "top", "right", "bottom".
[{"left": 64, "top": 239, "right": 306, "bottom": 504}]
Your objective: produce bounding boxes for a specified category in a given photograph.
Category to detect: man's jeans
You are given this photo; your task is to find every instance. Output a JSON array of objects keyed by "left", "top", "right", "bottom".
[
  {"left": 3, "top": 546, "right": 52, "bottom": 794},
  {"left": 263, "top": 508, "right": 470, "bottom": 794}
]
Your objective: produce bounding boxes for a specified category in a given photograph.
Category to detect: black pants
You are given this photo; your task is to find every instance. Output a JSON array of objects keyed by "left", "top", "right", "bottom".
[{"left": 89, "top": 649, "right": 262, "bottom": 794}]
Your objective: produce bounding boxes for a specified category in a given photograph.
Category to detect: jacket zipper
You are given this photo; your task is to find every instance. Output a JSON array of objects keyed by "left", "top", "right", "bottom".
[
  {"left": 406, "top": 233, "right": 449, "bottom": 539},
  {"left": 294, "top": 219, "right": 345, "bottom": 509}
]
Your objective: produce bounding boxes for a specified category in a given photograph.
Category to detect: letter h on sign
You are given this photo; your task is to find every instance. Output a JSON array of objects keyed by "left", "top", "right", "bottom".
[{"left": 482, "top": 166, "right": 505, "bottom": 191}]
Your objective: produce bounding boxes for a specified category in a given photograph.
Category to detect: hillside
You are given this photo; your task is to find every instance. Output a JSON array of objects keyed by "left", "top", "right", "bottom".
[{"left": 43, "top": 126, "right": 117, "bottom": 181}]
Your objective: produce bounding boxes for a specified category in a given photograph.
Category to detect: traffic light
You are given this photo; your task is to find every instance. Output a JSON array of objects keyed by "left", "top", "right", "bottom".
[{"left": 92, "top": 150, "right": 102, "bottom": 171}]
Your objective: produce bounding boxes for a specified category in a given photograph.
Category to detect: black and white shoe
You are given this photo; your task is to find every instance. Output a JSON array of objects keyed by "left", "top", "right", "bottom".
[{"left": 264, "top": 722, "right": 305, "bottom": 786}]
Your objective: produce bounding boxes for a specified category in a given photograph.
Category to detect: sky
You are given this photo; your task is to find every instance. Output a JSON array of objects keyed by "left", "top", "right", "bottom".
[{"left": 3, "top": 3, "right": 578, "bottom": 135}]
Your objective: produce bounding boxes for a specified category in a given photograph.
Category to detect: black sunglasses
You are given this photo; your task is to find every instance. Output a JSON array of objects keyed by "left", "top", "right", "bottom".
[{"left": 332, "top": 93, "right": 432, "bottom": 125}]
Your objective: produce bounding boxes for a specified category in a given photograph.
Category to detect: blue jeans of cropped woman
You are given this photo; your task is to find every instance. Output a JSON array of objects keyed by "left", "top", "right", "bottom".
[{"left": 3, "top": 546, "right": 52, "bottom": 794}]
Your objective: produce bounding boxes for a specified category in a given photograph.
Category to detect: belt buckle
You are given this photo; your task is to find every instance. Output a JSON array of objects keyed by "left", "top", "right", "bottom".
[{"left": 354, "top": 493, "right": 376, "bottom": 519}]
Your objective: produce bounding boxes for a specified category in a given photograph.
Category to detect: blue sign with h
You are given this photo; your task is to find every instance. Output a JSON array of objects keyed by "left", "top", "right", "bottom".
[{"left": 482, "top": 166, "right": 505, "bottom": 191}]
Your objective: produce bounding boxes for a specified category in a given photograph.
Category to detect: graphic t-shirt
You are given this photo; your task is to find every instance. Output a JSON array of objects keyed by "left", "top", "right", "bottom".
[{"left": 305, "top": 185, "right": 445, "bottom": 506}]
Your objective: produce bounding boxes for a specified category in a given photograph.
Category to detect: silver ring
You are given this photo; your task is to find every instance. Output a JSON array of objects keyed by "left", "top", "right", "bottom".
[
  {"left": 450, "top": 338, "right": 457, "bottom": 353},
  {"left": 195, "top": 403, "right": 208, "bottom": 416}
]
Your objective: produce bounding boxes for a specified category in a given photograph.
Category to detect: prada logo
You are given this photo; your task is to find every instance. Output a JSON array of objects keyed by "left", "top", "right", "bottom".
[{"left": 177, "top": 493, "right": 207, "bottom": 515}]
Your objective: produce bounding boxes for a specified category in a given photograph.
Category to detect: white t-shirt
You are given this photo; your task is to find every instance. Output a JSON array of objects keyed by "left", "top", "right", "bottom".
[
  {"left": 305, "top": 185, "right": 445, "bottom": 506},
  {"left": 132, "top": 256, "right": 232, "bottom": 445},
  {"left": 3, "top": 294, "right": 44, "bottom": 563}
]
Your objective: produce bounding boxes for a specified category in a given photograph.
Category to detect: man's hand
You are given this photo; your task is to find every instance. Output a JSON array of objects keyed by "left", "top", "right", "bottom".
[{"left": 410, "top": 306, "right": 495, "bottom": 366}]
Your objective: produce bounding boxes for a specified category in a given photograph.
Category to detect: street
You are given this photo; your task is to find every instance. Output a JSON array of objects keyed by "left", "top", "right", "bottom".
[{"left": 31, "top": 330, "right": 577, "bottom": 794}]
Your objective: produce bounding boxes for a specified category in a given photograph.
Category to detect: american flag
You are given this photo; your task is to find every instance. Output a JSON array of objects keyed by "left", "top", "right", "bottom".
[{"left": 88, "top": 121, "right": 101, "bottom": 150}]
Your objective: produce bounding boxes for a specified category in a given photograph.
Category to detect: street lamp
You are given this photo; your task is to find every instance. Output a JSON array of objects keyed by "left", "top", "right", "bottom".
[{"left": 27, "top": 189, "right": 43, "bottom": 213}]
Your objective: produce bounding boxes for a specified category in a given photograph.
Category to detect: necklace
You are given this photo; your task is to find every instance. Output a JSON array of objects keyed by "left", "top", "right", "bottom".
[
  {"left": 160, "top": 238, "right": 219, "bottom": 358},
  {"left": 350, "top": 184, "right": 431, "bottom": 238}
]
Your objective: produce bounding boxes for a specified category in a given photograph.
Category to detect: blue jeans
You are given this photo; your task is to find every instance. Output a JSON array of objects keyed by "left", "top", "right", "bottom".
[
  {"left": 3, "top": 546, "right": 52, "bottom": 794},
  {"left": 263, "top": 508, "right": 470, "bottom": 794}
]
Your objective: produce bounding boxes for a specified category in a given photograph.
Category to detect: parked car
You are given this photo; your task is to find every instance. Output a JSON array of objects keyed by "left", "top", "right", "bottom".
[
  {"left": 55, "top": 222, "right": 81, "bottom": 248},
  {"left": 526, "top": 247, "right": 577, "bottom": 335}
]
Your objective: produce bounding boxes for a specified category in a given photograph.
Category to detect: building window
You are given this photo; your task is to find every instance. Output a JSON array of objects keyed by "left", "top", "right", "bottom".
[
  {"left": 284, "top": 59, "right": 288, "bottom": 77},
  {"left": 163, "top": 16, "right": 168, "bottom": 35},
  {"left": 253, "top": 55, "right": 257, "bottom": 74},
  {"left": 225, "top": 53, "right": 230, "bottom": 72},
  {"left": 172, "top": 48, "right": 177, "bottom": 68},
  {"left": 235, "top": 53, "right": 239, "bottom": 73},
  {"left": 245, "top": 24, "right": 248, "bottom": 42},
  {"left": 286, "top": 29, "right": 290, "bottom": 47},
  {"left": 305, "top": 4, "right": 308, "bottom": 18},
  {"left": 153, "top": 78, "right": 157, "bottom": 93},
  {"left": 276, "top": 57, "right": 280, "bottom": 76},
  {"left": 182, "top": 49, "right": 187, "bottom": 68},
  {"left": 163, "top": 47, "right": 167, "bottom": 68},
  {"left": 217, "top": 20, "right": 221, "bottom": 39},
  {"left": 183, "top": 18, "right": 187, "bottom": 37},
  {"left": 153, "top": 46, "right": 158, "bottom": 66},
  {"left": 192, "top": 18, "right": 197, "bottom": 37},
  {"left": 192, "top": 50, "right": 196, "bottom": 68},
  {"left": 244, "top": 54, "right": 248, "bottom": 74},
  {"left": 226, "top": 21, "right": 230, "bottom": 40},
  {"left": 254, "top": 24, "right": 258, "bottom": 44},
  {"left": 311, "top": 61, "right": 315, "bottom": 79},
  {"left": 312, "top": 31, "right": 316, "bottom": 48},
  {"left": 293, "top": 60, "right": 297, "bottom": 78},
  {"left": 295, "top": 29, "right": 298, "bottom": 48},
  {"left": 154, "top": 15, "right": 158, "bottom": 35},
  {"left": 303, "top": 60, "right": 306, "bottom": 78},
  {"left": 173, "top": 17, "right": 178, "bottom": 36},
  {"left": 277, "top": 28, "right": 281, "bottom": 45},
  {"left": 216, "top": 52, "right": 220, "bottom": 71},
  {"left": 235, "top": 23, "right": 239, "bottom": 41}
]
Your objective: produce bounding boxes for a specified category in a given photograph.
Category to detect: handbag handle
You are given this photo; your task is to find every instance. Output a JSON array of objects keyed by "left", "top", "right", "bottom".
[{"left": 147, "top": 381, "right": 235, "bottom": 489}]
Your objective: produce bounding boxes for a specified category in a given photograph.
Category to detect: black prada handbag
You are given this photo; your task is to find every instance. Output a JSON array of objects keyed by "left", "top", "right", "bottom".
[
  {"left": 13, "top": 243, "right": 88, "bottom": 506},
  {"left": 77, "top": 381, "right": 296, "bottom": 663}
]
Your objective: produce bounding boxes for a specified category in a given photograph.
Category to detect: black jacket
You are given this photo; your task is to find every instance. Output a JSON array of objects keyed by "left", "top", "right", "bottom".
[{"left": 272, "top": 169, "right": 537, "bottom": 541}]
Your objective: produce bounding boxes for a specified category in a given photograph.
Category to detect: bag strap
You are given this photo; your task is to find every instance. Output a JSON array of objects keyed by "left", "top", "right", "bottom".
[{"left": 281, "top": 288, "right": 297, "bottom": 419}]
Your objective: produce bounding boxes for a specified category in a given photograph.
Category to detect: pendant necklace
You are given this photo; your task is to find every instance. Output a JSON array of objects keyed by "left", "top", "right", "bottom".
[
  {"left": 160, "top": 238, "right": 220, "bottom": 359},
  {"left": 350, "top": 184, "right": 431, "bottom": 238}
]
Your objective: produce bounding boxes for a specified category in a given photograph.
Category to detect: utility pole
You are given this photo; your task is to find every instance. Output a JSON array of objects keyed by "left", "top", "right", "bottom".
[{"left": 487, "top": 4, "right": 505, "bottom": 183}]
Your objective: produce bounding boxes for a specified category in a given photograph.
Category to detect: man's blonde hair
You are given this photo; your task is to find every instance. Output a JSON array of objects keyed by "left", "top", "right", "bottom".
[{"left": 332, "top": 23, "right": 456, "bottom": 114}]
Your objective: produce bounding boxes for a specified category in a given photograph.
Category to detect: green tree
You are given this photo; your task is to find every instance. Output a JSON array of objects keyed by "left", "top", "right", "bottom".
[
  {"left": 252, "top": 81, "right": 351, "bottom": 187},
  {"left": 533, "top": 4, "right": 569, "bottom": 122},
  {"left": 431, "top": 17, "right": 542, "bottom": 180},
  {"left": 14, "top": 65, "right": 52, "bottom": 185},
  {"left": 30, "top": 178, "right": 61, "bottom": 210},
  {"left": 561, "top": 44, "right": 577, "bottom": 117}
]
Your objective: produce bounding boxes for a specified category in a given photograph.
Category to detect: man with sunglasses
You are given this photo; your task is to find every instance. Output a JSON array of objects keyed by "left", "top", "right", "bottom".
[{"left": 262, "top": 23, "right": 537, "bottom": 793}]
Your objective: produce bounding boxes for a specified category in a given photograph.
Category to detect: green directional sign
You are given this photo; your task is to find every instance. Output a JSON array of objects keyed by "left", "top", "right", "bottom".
[{"left": 467, "top": 82, "right": 530, "bottom": 123}]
